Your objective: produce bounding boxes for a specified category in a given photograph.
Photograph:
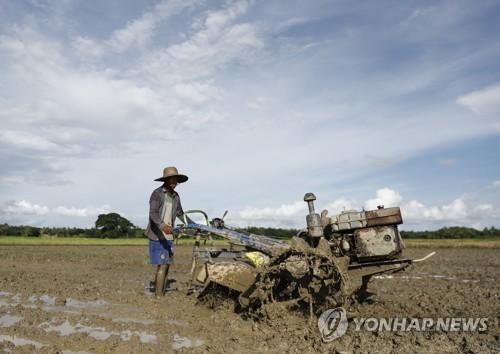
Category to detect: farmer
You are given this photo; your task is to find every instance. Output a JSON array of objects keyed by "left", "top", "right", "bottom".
[{"left": 145, "top": 166, "right": 193, "bottom": 296}]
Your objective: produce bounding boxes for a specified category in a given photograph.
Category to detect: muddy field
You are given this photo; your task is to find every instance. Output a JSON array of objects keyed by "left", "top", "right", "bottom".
[{"left": 0, "top": 245, "right": 498, "bottom": 353}]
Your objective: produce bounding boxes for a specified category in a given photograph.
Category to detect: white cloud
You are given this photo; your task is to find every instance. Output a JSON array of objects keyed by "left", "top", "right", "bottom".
[
  {"left": 437, "top": 158, "right": 456, "bottom": 166},
  {"left": 1, "top": 1, "right": 499, "bottom": 229},
  {"left": 405, "top": 7, "right": 433, "bottom": 23},
  {"left": 473, "top": 203, "right": 493, "bottom": 212},
  {"left": 324, "top": 198, "right": 357, "bottom": 214},
  {"left": 275, "top": 17, "right": 311, "bottom": 32},
  {"left": 247, "top": 97, "right": 269, "bottom": 109},
  {"left": 364, "top": 188, "right": 403, "bottom": 210},
  {"left": 141, "top": 0, "right": 262, "bottom": 83},
  {"left": 232, "top": 188, "right": 402, "bottom": 227},
  {"left": 402, "top": 198, "right": 500, "bottom": 225},
  {"left": 0, "top": 33, "right": 214, "bottom": 188},
  {"left": 234, "top": 196, "right": 359, "bottom": 227},
  {"left": 53, "top": 205, "right": 110, "bottom": 217},
  {"left": 0, "top": 1, "right": 269, "bottom": 197},
  {"left": 404, "top": 200, "right": 443, "bottom": 221},
  {"left": 0, "top": 0, "right": 262, "bottom": 164},
  {"left": 72, "top": 37, "right": 105, "bottom": 58},
  {"left": 490, "top": 180, "right": 500, "bottom": 188},
  {"left": 457, "top": 84, "right": 500, "bottom": 115},
  {"left": 238, "top": 201, "right": 306, "bottom": 221},
  {"left": 74, "top": 0, "right": 198, "bottom": 57},
  {"left": 229, "top": 188, "right": 499, "bottom": 229},
  {"left": 0, "top": 130, "right": 58, "bottom": 151},
  {"left": 1, "top": 200, "right": 111, "bottom": 219},
  {"left": 441, "top": 198, "right": 468, "bottom": 219},
  {"left": 171, "top": 82, "right": 220, "bottom": 105},
  {"left": 1, "top": 200, "right": 49, "bottom": 215},
  {"left": 0, "top": 176, "right": 25, "bottom": 185}
]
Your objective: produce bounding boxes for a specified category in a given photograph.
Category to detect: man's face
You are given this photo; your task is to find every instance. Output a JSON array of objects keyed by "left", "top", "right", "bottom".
[{"left": 165, "top": 176, "right": 178, "bottom": 190}]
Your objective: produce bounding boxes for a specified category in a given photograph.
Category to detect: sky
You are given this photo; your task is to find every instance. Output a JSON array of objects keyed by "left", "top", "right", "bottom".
[{"left": 0, "top": 0, "right": 499, "bottom": 231}]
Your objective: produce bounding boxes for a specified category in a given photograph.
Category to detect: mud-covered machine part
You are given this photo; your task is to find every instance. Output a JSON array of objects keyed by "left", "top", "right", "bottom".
[{"left": 175, "top": 193, "right": 434, "bottom": 315}]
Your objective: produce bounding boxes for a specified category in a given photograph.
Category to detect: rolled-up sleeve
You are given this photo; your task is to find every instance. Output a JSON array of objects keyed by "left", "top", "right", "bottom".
[{"left": 149, "top": 191, "right": 165, "bottom": 229}]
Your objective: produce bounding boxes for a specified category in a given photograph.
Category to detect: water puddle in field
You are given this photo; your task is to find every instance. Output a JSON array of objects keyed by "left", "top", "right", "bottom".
[
  {"left": 112, "top": 317, "right": 155, "bottom": 325},
  {"left": 40, "top": 294, "right": 57, "bottom": 306},
  {"left": 172, "top": 334, "right": 204, "bottom": 350},
  {"left": 373, "top": 273, "right": 481, "bottom": 283},
  {"left": 0, "top": 294, "right": 20, "bottom": 308},
  {"left": 138, "top": 332, "right": 158, "bottom": 344},
  {"left": 0, "top": 291, "right": 159, "bottom": 345},
  {"left": 24, "top": 295, "right": 111, "bottom": 315},
  {"left": 40, "top": 320, "right": 115, "bottom": 340},
  {"left": 166, "top": 319, "right": 189, "bottom": 327},
  {"left": 0, "top": 315, "right": 22, "bottom": 327},
  {"left": 0, "top": 335, "right": 44, "bottom": 349},
  {"left": 25, "top": 294, "right": 56, "bottom": 307},
  {"left": 0, "top": 293, "right": 59, "bottom": 309},
  {"left": 0, "top": 291, "right": 159, "bottom": 325},
  {"left": 40, "top": 320, "right": 157, "bottom": 344},
  {"left": 1, "top": 291, "right": 115, "bottom": 311},
  {"left": 0, "top": 293, "right": 19, "bottom": 307},
  {"left": 65, "top": 298, "right": 109, "bottom": 308}
]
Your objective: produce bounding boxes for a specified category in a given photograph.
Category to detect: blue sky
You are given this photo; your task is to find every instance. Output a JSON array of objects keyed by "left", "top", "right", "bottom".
[{"left": 0, "top": 0, "right": 499, "bottom": 230}]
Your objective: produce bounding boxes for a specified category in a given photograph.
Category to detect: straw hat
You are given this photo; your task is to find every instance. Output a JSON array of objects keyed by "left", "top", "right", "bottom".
[{"left": 154, "top": 166, "right": 188, "bottom": 183}]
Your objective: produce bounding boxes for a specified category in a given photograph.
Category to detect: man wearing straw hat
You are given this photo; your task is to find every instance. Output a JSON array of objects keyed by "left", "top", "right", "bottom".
[{"left": 145, "top": 166, "right": 193, "bottom": 296}]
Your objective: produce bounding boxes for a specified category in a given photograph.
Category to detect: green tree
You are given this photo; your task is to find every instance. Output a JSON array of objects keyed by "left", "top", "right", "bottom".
[
  {"left": 95, "top": 213, "right": 135, "bottom": 238},
  {"left": 21, "top": 226, "right": 41, "bottom": 237}
]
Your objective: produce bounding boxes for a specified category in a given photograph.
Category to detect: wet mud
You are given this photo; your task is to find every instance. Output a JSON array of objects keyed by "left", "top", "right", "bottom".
[{"left": 0, "top": 245, "right": 498, "bottom": 353}]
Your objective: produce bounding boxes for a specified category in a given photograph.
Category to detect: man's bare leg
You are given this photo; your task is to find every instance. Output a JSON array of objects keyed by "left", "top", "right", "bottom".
[{"left": 155, "top": 264, "right": 170, "bottom": 297}]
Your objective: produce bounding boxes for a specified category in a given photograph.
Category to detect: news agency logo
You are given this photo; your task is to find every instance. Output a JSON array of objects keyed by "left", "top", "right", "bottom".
[
  {"left": 318, "top": 307, "right": 489, "bottom": 342},
  {"left": 317, "top": 307, "right": 348, "bottom": 342}
]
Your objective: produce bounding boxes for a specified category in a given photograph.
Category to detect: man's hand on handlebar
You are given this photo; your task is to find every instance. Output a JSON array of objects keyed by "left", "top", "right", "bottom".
[{"left": 162, "top": 225, "right": 173, "bottom": 234}]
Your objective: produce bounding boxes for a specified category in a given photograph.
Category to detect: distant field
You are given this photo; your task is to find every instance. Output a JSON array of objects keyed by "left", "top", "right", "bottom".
[
  {"left": 0, "top": 236, "right": 499, "bottom": 248},
  {"left": 0, "top": 236, "right": 147, "bottom": 246},
  {"left": 0, "top": 236, "right": 229, "bottom": 246},
  {"left": 403, "top": 238, "right": 500, "bottom": 248}
]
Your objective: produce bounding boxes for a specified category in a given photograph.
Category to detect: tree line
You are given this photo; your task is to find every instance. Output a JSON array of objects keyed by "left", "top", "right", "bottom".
[
  {"left": 0, "top": 213, "right": 142, "bottom": 238},
  {"left": 0, "top": 213, "right": 499, "bottom": 239},
  {"left": 399, "top": 226, "right": 500, "bottom": 239},
  {"left": 235, "top": 226, "right": 300, "bottom": 239}
]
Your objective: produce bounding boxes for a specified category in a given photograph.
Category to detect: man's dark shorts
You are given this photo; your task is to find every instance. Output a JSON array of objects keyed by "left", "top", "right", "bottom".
[{"left": 149, "top": 239, "right": 174, "bottom": 265}]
